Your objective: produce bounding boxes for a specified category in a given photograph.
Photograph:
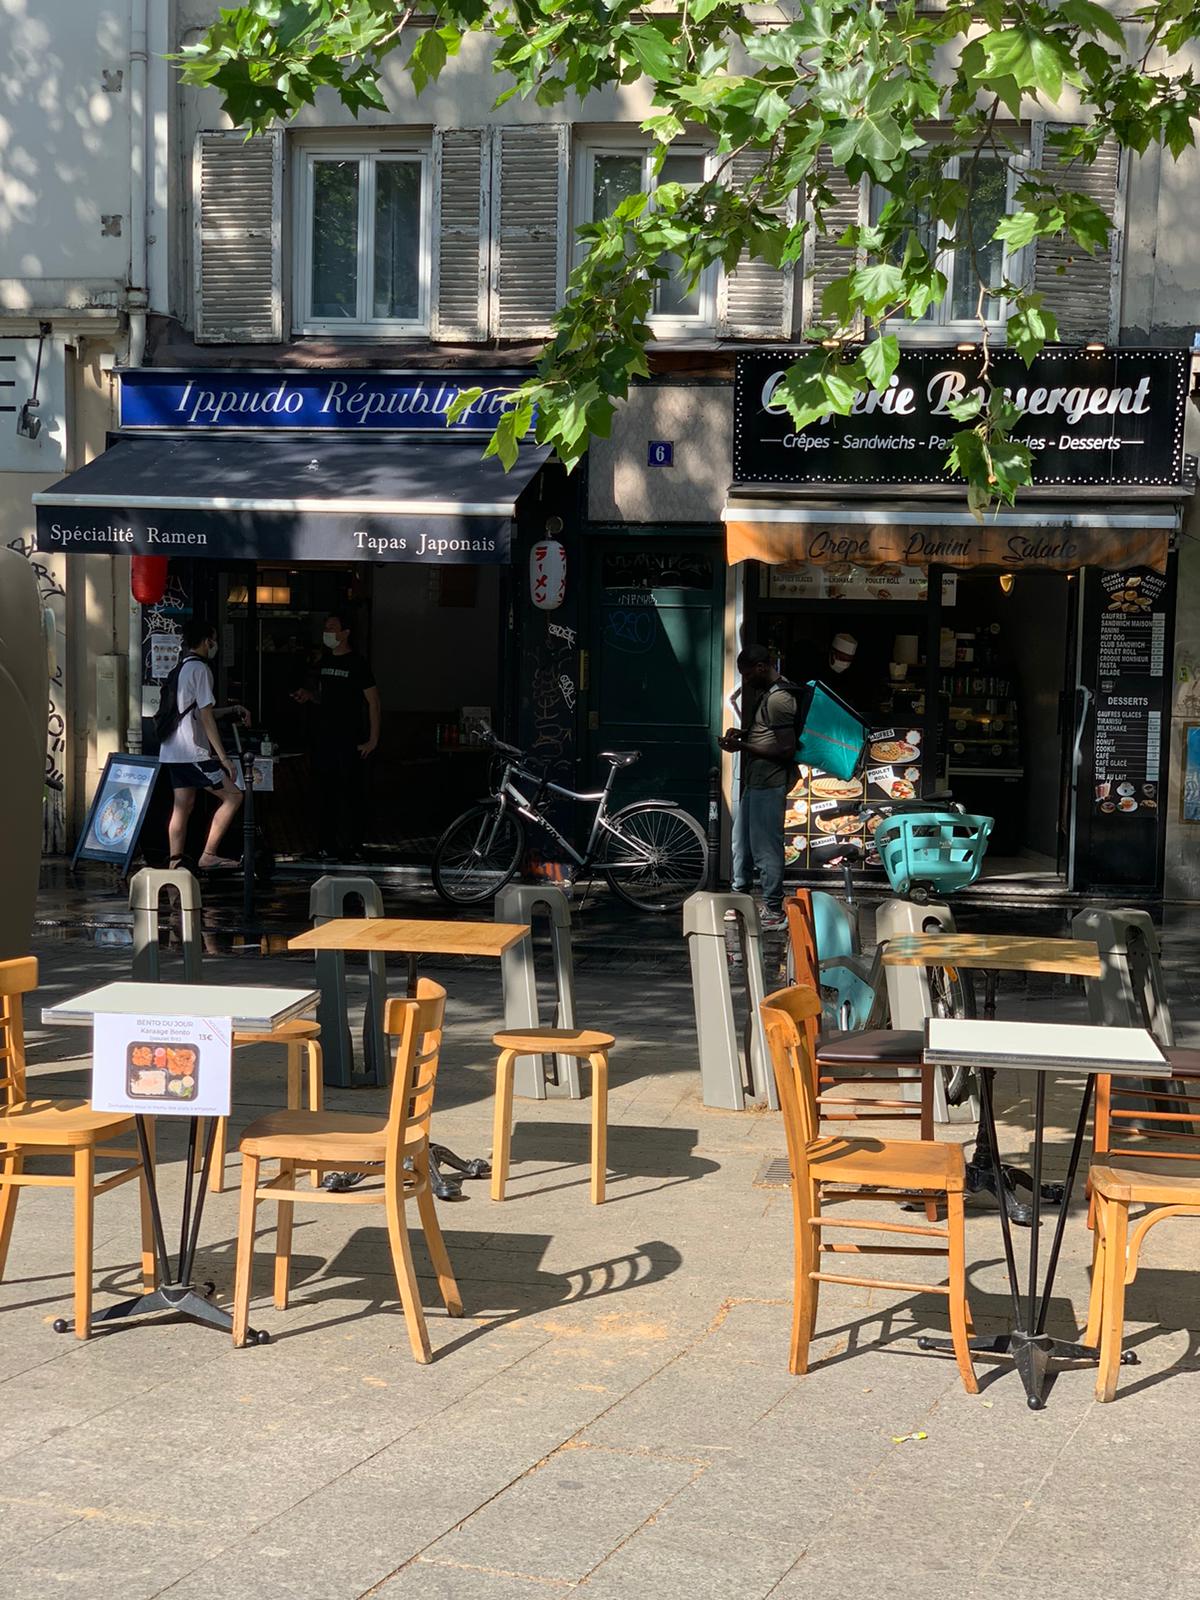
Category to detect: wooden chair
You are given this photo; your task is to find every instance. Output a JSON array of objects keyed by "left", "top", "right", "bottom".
[
  {"left": 232, "top": 980, "right": 460, "bottom": 1362},
  {"left": 785, "top": 893, "right": 933, "bottom": 1136},
  {"left": 761, "top": 985, "right": 976, "bottom": 1392},
  {"left": 490, "top": 1028, "right": 613, "bottom": 1204},
  {"left": 1085, "top": 1050, "right": 1200, "bottom": 1400},
  {"left": 209, "top": 1018, "right": 323, "bottom": 1193},
  {"left": 0, "top": 956, "right": 156, "bottom": 1339}
]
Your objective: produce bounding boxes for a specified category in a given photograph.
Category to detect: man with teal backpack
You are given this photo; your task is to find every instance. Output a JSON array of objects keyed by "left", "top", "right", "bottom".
[{"left": 720, "top": 644, "right": 799, "bottom": 931}]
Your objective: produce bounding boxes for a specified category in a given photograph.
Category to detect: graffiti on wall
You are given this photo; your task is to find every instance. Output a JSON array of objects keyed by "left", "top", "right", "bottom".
[{"left": 7, "top": 535, "right": 67, "bottom": 853}]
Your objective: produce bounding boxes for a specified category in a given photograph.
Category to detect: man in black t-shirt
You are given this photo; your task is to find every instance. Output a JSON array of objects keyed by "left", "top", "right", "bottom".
[
  {"left": 719, "top": 644, "right": 798, "bottom": 929},
  {"left": 292, "top": 613, "right": 380, "bottom": 858}
]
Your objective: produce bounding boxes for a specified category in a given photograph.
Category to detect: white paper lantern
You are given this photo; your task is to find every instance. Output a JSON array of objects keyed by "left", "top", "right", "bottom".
[{"left": 530, "top": 539, "right": 566, "bottom": 611}]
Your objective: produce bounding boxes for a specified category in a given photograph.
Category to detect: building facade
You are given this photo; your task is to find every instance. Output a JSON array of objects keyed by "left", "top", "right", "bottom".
[{"left": 8, "top": 3, "right": 1200, "bottom": 892}]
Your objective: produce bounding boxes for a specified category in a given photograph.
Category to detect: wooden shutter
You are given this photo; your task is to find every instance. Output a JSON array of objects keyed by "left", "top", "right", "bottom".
[
  {"left": 717, "top": 150, "right": 798, "bottom": 339},
  {"left": 432, "top": 129, "right": 489, "bottom": 342},
  {"left": 802, "top": 167, "right": 867, "bottom": 330},
  {"left": 1033, "top": 122, "right": 1123, "bottom": 342},
  {"left": 193, "top": 130, "right": 283, "bottom": 343},
  {"left": 489, "top": 125, "right": 569, "bottom": 340}
]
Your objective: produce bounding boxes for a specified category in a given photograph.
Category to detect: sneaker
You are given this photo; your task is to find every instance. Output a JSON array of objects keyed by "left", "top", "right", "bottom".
[{"left": 760, "top": 909, "right": 788, "bottom": 932}]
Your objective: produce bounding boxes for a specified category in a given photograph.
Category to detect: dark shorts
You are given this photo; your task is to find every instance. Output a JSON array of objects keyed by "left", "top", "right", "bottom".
[{"left": 165, "top": 759, "right": 225, "bottom": 792}]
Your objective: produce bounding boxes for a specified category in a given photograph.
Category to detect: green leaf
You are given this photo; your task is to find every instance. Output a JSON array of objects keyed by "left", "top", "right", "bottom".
[
  {"left": 1007, "top": 297, "right": 1059, "bottom": 363},
  {"left": 861, "top": 334, "right": 900, "bottom": 393},
  {"left": 992, "top": 210, "right": 1044, "bottom": 249},
  {"left": 849, "top": 261, "right": 905, "bottom": 314},
  {"left": 1056, "top": 0, "right": 1127, "bottom": 47},
  {"left": 625, "top": 24, "right": 676, "bottom": 83}
]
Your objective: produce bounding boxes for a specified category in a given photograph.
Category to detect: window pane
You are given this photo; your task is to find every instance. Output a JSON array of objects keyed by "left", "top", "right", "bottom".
[
  {"left": 310, "top": 160, "right": 360, "bottom": 321},
  {"left": 950, "top": 160, "right": 1008, "bottom": 322},
  {"left": 373, "top": 160, "right": 422, "bottom": 321},
  {"left": 654, "top": 153, "right": 706, "bottom": 318},
  {"left": 592, "top": 155, "right": 642, "bottom": 222}
]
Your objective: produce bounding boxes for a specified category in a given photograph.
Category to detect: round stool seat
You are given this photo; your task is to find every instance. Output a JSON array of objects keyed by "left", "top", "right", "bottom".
[
  {"left": 233, "top": 1017, "right": 321, "bottom": 1045},
  {"left": 492, "top": 1027, "right": 614, "bottom": 1056}
]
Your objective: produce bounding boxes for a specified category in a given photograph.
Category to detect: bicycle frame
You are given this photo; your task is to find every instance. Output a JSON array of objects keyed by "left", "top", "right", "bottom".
[{"left": 479, "top": 753, "right": 658, "bottom": 868}]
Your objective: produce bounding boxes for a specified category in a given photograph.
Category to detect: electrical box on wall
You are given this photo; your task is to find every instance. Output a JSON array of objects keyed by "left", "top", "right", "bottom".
[
  {"left": 0, "top": 336, "right": 67, "bottom": 472},
  {"left": 95, "top": 654, "right": 126, "bottom": 766}
]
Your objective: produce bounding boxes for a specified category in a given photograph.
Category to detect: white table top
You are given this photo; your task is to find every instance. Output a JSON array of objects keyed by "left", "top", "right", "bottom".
[
  {"left": 43, "top": 982, "right": 319, "bottom": 1033},
  {"left": 924, "top": 1017, "right": 1170, "bottom": 1076}
]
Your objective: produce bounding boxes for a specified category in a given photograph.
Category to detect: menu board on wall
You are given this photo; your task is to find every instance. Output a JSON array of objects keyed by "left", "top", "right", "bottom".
[
  {"left": 785, "top": 726, "right": 924, "bottom": 870},
  {"left": 1091, "top": 570, "right": 1167, "bottom": 820}
]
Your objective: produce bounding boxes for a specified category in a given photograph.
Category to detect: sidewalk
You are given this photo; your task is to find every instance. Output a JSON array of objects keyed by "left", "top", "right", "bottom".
[{"left": 3, "top": 869, "right": 1199, "bottom": 1599}]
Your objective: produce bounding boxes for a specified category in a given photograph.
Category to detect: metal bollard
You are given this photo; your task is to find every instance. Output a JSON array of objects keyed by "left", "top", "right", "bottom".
[
  {"left": 129, "top": 867, "right": 203, "bottom": 984},
  {"left": 308, "top": 875, "right": 388, "bottom": 1088},
  {"left": 705, "top": 767, "right": 721, "bottom": 891},
  {"left": 682, "top": 891, "right": 777, "bottom": 1111},
  {"left": 873, "top": 896, "right": 975, "bottom": 1124},
  {"left": 496, "top": 884, "right": 580, "bottom": 1100}
]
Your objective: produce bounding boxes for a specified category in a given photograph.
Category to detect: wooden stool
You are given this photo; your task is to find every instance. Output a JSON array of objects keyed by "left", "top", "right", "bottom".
[
  {"left": 213, "top": 1018, "right": 323, "bottom": 1193},
  {"left": 491, "top": 1028, "right": 614, "bottom": 1204}
]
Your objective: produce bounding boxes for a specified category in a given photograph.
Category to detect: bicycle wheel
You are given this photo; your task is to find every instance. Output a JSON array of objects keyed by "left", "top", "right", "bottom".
[
  {"left": 928, "top": 962, "right": 975, "bottom": 1105},
  {"left": 600, "top": 805, "right": 708, "bottom": 913},
  {"left": 432, "top": 804, "right": 524, "bottom": 906}
]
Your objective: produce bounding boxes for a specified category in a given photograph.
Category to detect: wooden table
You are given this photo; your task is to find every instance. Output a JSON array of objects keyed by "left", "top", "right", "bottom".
[
  {"left": 882, "top": 933, "right": 1102, "bottom": 1223},
  {"left": 921, "top": 1016, "right": 1168, "bottom": 1408},
  {"left": 43, "top": 981, "right": 318, "bottom": 1342},
  {"left": 288, "top": 918, "right": 531, "bottom": 1198}
]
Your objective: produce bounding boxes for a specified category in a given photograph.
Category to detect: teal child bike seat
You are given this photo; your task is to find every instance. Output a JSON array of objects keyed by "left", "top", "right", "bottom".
[{"left": 875, "top": 812, "right": 994, "bottom": 899}]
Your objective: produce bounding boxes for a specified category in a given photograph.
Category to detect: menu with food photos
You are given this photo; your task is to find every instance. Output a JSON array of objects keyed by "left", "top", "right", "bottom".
[
  {"left": 786, "top": 724, "right": 924, "bottom": 870},
  {"left": 92, "top": 1012, "right": 232, "bottom": 1118}
]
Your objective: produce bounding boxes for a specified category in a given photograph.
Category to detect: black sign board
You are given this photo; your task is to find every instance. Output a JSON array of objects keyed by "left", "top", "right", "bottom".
[
  {"left": 1073, "top": 566, "right": 1171, "bottom": 890},
  {"left": 73, "top": 753, "right": 161, "bottom": 873},
  {"left": 733, "top": 347, "right": 1189, "bottom": 489}
]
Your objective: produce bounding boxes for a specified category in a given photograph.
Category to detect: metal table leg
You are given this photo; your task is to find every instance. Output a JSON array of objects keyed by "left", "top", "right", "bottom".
[{"left": 53, "top": 1116, "right": 268, "bottom": 1344}]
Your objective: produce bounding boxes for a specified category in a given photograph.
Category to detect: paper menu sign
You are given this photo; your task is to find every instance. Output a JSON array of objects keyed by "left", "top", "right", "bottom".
[{"left": 92, "top": 1013, "right": 232, "bottom": 1118}]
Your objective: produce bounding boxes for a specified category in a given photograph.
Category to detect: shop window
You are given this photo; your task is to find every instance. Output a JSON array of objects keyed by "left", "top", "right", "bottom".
[
  {"left": 578, "top": 144, "right": 717, "bottom": 333},
  {"left": 869, "top": 154, "right": 1024, "bottom": 336},
  {"left": 295, "top": 144, "right": 431, "bottom": 335}
]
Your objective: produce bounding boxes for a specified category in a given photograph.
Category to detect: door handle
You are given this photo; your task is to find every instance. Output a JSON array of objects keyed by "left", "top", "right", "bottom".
[{"left": 1071, "top": 685, "right": 1093, "bottom": 776}]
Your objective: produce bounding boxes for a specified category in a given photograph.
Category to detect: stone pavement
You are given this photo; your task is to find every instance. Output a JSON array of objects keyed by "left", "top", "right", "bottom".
[{"left": 4, "top": 868, "right": 1200, "bottom": 1599}]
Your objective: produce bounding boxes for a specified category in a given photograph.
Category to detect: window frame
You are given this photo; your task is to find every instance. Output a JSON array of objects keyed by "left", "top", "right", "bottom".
[
  {"left": 294, "top": 141, "right": 433, "bottom": 337},
  {"left": 871, "top": 150, "right": 1029, "bottom": 342},
  {"left": 575, "top": 140, "right": 719, "bottom": 337}
]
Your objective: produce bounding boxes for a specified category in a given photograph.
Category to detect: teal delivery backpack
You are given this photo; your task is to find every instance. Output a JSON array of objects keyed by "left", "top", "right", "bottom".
[{"left": 794, "top": 680, "right": 868, "bottom": 782}]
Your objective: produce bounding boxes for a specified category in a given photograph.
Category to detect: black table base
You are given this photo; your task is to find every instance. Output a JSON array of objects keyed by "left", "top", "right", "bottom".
[
  {"left": 52, "top": 1115, "right": 268, "bottom": 1344},
  {"left": 918, "top": 1066, "right": 1136, "bottom": 1408}
]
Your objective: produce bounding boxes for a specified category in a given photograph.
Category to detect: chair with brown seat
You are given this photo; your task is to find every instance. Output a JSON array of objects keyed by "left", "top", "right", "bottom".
[
  {"left": 490, "top": 1027, "right": 613, "bottom": 1204},
  {"left": 208, "top": 1017, "right": 324, "bottom": 1194},
  {"left": 0, "top": 957, "right": 156, "bottom": 1339},
  {"left": 231, "top": 980, "right": 460, "bottom": 1362},
  {"left": 786, "top": 892, "right": 933, "bottom": 1136},
  {"left": 761, "top": 985, "right": 976, "bottom": 1392},
  {"left": 1084, "top": 1050, "right": 1200, "bottom": 1400}
]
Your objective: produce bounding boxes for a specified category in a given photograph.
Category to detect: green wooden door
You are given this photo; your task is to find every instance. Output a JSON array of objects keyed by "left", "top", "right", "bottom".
[{"left": 585, "top": 539, "right": 724, "bottom": 824}]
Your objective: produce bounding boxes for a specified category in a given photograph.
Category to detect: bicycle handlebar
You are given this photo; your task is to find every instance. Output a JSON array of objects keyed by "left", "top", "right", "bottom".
[{"left": 480, "top": 726, "right": 524, "bottom": 760}]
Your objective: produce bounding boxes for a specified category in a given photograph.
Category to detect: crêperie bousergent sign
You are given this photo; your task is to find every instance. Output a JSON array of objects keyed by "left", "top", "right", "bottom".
[
  {"left": 733, "top": 347, "right": 1189, "bottom": 489},
  {"left": 119, "top": 369, "right": 527, "bottom": 431}
]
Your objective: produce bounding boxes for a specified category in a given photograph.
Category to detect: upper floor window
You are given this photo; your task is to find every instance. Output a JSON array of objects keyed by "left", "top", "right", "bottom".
[
  {"left": 871, "top": 154, "right": 1022, "bottom": 336},
  {"left": 295, "top": 145, "right": 431, "bottom": 335},
  {"left": 578, "top": 144, "right": 716, "bottom": 333}
]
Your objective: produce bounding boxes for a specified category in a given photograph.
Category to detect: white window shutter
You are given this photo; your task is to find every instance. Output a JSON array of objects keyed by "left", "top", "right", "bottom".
[
  {"left": 489, "top": 125, "right": 568, "bottom": 340},
  {"left": 193, "top": 130, "right": 283, "bottom": 344},
  {"left": 1032, "top": 122, "right": 1123, "bottom": 342},
  {"left": 716, "top": 151, "right": 798, "bottom": 339},
  {"left": 802, "top": 168, "right": 867, "bottom": 332},
  {"left": 432, "top": 129, "right": 489, "bottom": 342}
]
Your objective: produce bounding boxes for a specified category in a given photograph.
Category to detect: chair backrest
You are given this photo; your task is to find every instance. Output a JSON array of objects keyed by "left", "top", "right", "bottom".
[
  {"left": 761, "top": 985, "right": 825, "bottom": 1176},
  {"left": 0, "top": 956, "right": 36, "bottom": 1111},
  {"left": 383, "top": 979, "right": 446, "bottom": 1156}
]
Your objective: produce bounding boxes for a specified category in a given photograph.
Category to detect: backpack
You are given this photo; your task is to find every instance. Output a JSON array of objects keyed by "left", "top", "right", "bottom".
[
  {"left": 152, "top": 652, "right": 204, "bottom": 746},
  {"left": 790, "top": 678, "right": 868, "bottom": 782}
]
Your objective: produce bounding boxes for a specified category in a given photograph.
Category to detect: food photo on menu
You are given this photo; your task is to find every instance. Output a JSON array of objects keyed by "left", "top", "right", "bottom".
[{"left": 127, "top": 1041, "right": 200, "bottom": 1103}]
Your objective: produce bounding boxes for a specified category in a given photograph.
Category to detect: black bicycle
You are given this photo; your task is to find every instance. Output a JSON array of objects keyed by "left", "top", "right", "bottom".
[{"left": 432, "top": 731, "right": 708, "bottom": 912}]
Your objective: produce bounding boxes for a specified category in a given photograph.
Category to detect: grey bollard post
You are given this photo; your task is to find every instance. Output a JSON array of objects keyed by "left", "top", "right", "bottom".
[
  {"left": 495, "top": 885, "right": 580, "bottom": 1100},
  {"left": 872, "top": 897, "right": 975, "bottom": 1124},
  {"left": 129, "top": 868, "right": 203, "bottom": 984},
  {"left": 1072, "top": 907, "right": 1173, "bottom": 1043},
  {"left": 683, "top": 891, "right": 777, "bottom": 1111},
  {"left": 308, "top": 875, "right": 388, "bottom": 1088}
]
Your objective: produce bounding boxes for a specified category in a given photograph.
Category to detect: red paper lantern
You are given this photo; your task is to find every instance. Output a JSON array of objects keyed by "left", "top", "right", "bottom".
[{"left": 131, "top": 555, "right": 168, "bottom": 605}]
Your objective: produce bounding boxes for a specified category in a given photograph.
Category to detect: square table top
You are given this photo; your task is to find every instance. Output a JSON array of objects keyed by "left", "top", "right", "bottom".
[
  {"left": 882, "top": 932, "right": 1102, "bottom": 979},
  {"left": 288, "top": 918, "right": 530, "bottom": 958},
  {"left": 42, "top": 981, "right": 319, "bottom": 1033},
  {"left": 924, "top": 1016, "right": 1170, "bottom": 1076}
]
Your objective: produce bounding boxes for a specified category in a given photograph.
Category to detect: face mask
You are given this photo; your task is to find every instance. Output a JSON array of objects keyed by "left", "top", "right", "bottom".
[
  {"left": 323, "top": 631, "right": 339, "bottom": 649},
  {"left": 207, "top": 641, "right": 218, "bottom": 660}
]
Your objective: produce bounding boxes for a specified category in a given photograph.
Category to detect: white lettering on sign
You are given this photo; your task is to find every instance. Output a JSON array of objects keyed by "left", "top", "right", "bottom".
[
  {"left": 48, "top": 522, "right": 135, "bottom": 546},
  {"left": 926, "top": 368, "right": 1153, "bottom": 424}
]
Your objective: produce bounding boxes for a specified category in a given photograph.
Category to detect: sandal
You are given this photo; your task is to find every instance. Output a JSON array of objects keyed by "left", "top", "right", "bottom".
[{"left": 198, "top": 853, "right": 241, "bottom": 872}]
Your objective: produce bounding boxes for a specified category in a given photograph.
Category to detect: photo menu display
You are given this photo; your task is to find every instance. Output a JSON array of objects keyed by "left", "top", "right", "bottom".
[
  {"left": 1092, "top": 569, "right": 1167, "bottom": 822},
  {"left": 785, "top": 726, "right": 924, "bottom": 869}
]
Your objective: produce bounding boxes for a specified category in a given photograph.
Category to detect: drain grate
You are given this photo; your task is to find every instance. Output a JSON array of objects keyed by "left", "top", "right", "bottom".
[{"left": 754, "top": 1156, "right": 791, "bottom": 1189}]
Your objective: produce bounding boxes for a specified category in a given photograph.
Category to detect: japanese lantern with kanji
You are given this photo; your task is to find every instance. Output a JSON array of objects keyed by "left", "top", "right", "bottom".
[
  {"left": 130, "top": 555, "right": 168, "bottom": 605},
  {"left": 530, "top": 540, "right": 566, "bottom": 611}
]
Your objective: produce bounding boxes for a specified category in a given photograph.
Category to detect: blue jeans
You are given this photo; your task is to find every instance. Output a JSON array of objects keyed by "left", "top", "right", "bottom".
[{"left": 731, "top": 785, "right": 787, "bottom": 912}]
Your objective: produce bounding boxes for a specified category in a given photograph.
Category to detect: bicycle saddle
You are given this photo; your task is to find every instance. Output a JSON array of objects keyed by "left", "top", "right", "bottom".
[{"left": 600, "top": 750, "right": 640, "bottom": 768}]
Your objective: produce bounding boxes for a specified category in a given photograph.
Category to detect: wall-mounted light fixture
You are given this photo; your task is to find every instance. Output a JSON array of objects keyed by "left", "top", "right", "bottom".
[
  {"left": 16, "top": 321, "right": 50, "bottom": 440},
  {"left": 998, "top": 572, "right": 1015, "bottom": 595}
]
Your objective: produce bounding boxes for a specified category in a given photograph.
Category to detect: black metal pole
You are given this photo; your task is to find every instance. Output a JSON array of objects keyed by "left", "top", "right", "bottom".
[
  {"left": 241, "top": 748, "right": 256, "bottom": 924},
  {"left": 1026, "top": 1072, "right": 1047, "bottom": 1328},
  {"left": 1035, "top": 1075, "right": 1095, "bottom": 1338},
  {"left": 135, "top": 1116, "right": 172, "bottom": 1284},
  {"left": 706, "top": 766, "right": 721, "bottom": 890},
  {"left": 177, "top": 1118, "right": 199, "bottom": 1280}
]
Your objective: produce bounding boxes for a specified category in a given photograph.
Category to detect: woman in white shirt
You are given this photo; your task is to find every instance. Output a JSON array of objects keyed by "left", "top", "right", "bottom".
[{"left": 159, "top": 619, "right": 247, "bottom": 870}]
